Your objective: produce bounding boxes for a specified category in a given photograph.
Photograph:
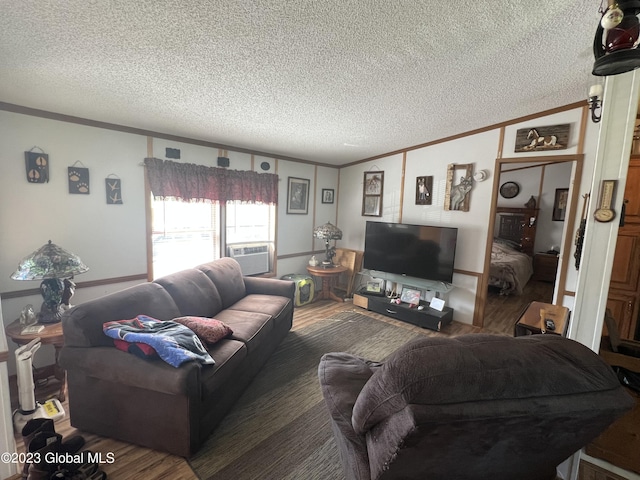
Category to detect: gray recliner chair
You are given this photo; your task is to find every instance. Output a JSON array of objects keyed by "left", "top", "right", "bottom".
[{"left": 318, "top": 334, "right": 634, "bottom": 480}]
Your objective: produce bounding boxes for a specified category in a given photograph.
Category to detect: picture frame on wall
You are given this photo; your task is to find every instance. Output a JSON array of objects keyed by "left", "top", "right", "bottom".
[
  {"left": 444, "top": 163, "right": 473, "bottom": 211},
  {"left": 321, "top": 188, "right": 334, "bottom": 204},
  {"left": 287, "top": 177, "right": 310, "bottom": 214},
  {"left": 362, "top": 171, "right": 384, "bottom": 217},
  {"left": 415, "top": 176, "right": 433, "bottom": 205},
  {"left": 552, "top": 188, "right": 569, "bottom": 221}
]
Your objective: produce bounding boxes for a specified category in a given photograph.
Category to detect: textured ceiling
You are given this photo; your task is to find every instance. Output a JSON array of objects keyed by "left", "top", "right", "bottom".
[{"left": 0, "top": 1, "right": 599, "bottom": 165}]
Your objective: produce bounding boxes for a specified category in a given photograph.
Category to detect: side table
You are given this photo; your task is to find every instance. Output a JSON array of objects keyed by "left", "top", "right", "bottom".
[
  {"left": 306, "top": 265, "right": 348, "bottom": 302},
  {"left": 5, "top": 320, "right": 67, "bottom": 402},
  {"left": 514, "top": 301, "right": 570, "bottom": 337}
]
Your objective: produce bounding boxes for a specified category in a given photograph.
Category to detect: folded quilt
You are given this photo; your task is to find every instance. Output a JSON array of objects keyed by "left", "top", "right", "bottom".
[{"left": 103, "top": 315, "right": 215, "bottom": 367}]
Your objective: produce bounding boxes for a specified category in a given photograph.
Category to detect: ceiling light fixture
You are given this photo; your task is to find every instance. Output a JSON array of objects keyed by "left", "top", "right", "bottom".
[{"left": 593, "top": 1, "right": 640, "bottom": 76}]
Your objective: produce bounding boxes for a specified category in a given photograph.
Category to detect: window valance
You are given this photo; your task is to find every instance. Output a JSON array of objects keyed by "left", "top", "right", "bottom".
[{"left": 144, "top": 157, "right": 278, "bottom": 204}]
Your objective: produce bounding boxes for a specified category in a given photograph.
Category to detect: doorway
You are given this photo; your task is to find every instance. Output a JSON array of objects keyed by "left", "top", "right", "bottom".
[{"left": 477, "top": 154, "right": 584, "bottom": 330}]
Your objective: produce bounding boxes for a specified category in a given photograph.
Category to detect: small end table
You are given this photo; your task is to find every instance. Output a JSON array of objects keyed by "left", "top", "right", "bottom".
[
  {"left": 514, "top": 301, "right": 570, "bottom": 337},
  {"left": 5, "top": 320, "right": 67, "bottom": 402},
  {"left": 306, "top": 264, "right": 348, "bottom": 302}
]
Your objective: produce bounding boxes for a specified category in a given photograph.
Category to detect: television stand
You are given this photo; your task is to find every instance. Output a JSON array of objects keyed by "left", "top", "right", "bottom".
[{"left": 353, "top": 293, "right": 453, "bottom": 331}]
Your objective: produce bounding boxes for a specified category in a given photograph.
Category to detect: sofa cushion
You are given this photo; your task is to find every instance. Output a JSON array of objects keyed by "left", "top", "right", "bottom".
[
  {"left": 154, "top": 268, "right": 223, "bottom": 317},
  {"left": 197, "top": 258, "right": 246, "bottom": 309},
  {"left": 201, "top": 339, "right": 248, "bottom": 400},
  {"left": 173, "top": 316, "right": 233, "bottom": 344},
  {"left": 214, "top": 309, "right": 273, "bottom": 353},
  {"left": 226, "top": 294, "right": 291, "bottom": 326}
]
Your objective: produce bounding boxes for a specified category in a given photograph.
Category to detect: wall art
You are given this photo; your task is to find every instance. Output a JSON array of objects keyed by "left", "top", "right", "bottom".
[
  {"left": 287, "top": 177, "right": 310, "bottom": 214},
  {"left": 105, "top": 175, "right": 123, "bottom": 204},
  {"left": 553, "top": 188, "right": 569, "bottom": 221},
  {"left": 362, "top": 171, "right": 384, "bottom": 216},
  {"left": 514, "top": 124, "right": 570, "bottom": 152},
  {"left": 24, "top": 147, "right": 49, "bottom": 183},
  {"left": 68, "top": 164, "right": 90, "bottom": 194},
  {"left": 415, "top": 176, "right": 433, "bottom": 205},
  {"left": 321, "top": 188, "right": 334, "bottom": 204},
  {"left": 444, "top": 164, "right": 473, "bottom": 211}
]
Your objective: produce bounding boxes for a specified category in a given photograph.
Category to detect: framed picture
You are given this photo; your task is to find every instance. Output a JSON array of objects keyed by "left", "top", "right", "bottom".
[
  {"left": 400, "top": 287, "right": 421, "bottom": 305},
  {"left": 321, "top": 188, "right": 334, "bottom": 204},
  {"left": 287, "top": 177, "right": 310, "bottom": 214},
  {"left": 444, "top": 163, "right": 473, "bottom": 211},
  {"left": 415, "top": 176, "right": 433, "bottom": 205},
  {"left": 366, "top": 281, "right": 382, "bottom": 294},
  {"left": 552, "top": 188, "right": 569, "bottom": 221},
  {"left": 362, "top": 171, "right": 384, "bottom": 216}
]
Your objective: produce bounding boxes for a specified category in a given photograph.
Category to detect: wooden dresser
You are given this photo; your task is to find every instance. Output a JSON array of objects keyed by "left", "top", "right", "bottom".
[{"left": 532, "top": 253, "right": 559, "bottom": 282}]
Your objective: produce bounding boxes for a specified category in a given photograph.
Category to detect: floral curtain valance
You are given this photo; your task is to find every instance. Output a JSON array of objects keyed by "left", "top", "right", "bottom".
[{"left": 144, "top": 157, "right": 278, "bottom": 204}]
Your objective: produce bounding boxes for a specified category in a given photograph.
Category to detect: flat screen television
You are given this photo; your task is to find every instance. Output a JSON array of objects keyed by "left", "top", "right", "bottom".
[{"left": 363, "top": 221, "right": 458, "bottom": 283}]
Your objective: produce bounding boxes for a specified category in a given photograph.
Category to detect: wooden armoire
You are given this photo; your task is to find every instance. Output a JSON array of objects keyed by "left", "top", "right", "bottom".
[{"left": 607, "top": 155, "right": 640, "bottom": 340}]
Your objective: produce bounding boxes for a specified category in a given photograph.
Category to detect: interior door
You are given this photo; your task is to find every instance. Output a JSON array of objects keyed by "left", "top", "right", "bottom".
[{"left": 607, "top": 157, "right": 640, "bottom": 340}]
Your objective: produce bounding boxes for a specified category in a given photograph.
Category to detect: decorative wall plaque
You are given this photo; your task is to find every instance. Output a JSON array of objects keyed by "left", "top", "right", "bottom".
[
  {"left": 68, "top": 165, "right": 90, "bottom": 194},
  {"left": 25, "top": 148, "right": 49, "bottom": 183},
  {"left": 514, "top": 124, "right": 570, "bottom": 152},
  {"left": 105, "top": 176, "right": 123, "bottom": 204}
]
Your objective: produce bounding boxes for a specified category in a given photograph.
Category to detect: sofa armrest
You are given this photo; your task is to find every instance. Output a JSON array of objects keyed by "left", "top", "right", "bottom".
[
  {"left": 244, "top": 276, "right": 295, "bottom": 299},
  {"left": 59, "top": 346, "right": 201, "bottom": 397},
  {"left": 318, "top": 352, "right": 382, "bottom": 480}
]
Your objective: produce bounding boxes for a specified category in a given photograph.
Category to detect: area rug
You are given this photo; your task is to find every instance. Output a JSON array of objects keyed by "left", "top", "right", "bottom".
[{"left": 188, "top": 310, "right": 428, "bottom": 480}]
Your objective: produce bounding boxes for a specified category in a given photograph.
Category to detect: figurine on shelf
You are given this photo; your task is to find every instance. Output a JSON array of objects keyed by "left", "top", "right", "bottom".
[
  {"left": 525, "top": 195, "right": 537, "bottom": 209},
  {"left": 19, "top": 304, "right": 37, "bottom": 326}
]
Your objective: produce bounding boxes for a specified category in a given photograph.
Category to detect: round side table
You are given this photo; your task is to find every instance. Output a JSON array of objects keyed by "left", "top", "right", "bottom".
[
  {"left": 5, "top": 320, "right": 67, "bottom": 402},
  {"left": 306, "top": 264, "right": 348, "bottom": 302}
]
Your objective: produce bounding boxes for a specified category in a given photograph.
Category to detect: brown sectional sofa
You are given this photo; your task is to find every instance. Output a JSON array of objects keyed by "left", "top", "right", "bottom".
[{"left": 59, "top": 258, "right": 295, "bottom": 457}]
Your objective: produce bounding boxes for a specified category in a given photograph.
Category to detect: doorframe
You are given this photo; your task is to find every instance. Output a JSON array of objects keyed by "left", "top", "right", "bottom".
[{"left": 475, "top": 153, "right": 584, "bottom": 328}]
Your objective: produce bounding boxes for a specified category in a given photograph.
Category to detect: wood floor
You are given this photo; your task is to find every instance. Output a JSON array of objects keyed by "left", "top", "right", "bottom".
[
  {"left": 483, "top": 279, "right": 554, "bottom": 335},
  {"left": 7, "top": 290, "right": 541, "bottom": 480}
]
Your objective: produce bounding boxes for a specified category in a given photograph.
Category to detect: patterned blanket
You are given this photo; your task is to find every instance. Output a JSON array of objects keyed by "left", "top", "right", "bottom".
[{"left": 103, "top": 315, "right": 215, "bottom": 368}]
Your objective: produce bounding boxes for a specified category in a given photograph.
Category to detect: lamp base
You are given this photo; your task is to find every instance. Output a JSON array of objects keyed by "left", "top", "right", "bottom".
[{"left": 37, "top": 304, "right": 64, "bottom": 324}]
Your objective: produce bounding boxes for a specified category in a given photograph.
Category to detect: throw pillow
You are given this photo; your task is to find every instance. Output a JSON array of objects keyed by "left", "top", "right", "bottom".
[{"left": 172, "top": 316, "right": 233, "bottom": 344}]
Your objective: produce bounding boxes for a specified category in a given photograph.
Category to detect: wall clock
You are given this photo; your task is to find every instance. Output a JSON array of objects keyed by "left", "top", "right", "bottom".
[{"left": 499, "top": 181, "right": 520, "bottom": 199}]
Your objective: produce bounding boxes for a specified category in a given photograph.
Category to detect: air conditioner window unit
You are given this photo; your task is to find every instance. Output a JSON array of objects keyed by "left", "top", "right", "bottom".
[{"left": 228, "top": 243, "right": 270, "bottom": 275}]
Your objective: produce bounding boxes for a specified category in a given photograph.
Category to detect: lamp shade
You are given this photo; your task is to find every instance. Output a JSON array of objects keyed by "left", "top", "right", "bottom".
[
  {"left": 11, "top": 240, "right": 89, "bottom": 280},
  {"left": 313, "top": 222, "right": 343, "bottom": 240}
]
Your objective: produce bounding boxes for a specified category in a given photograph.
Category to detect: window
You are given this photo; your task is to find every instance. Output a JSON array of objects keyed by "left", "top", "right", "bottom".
[
  {"left": 151, "top": 199, "right": 220, "bottom": 279},
  {"left": 226, "top": 201, "right": 274, "bottom": 245},
  {"left": 151, "top": 199, "right": 275, "bottom": 279}
]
